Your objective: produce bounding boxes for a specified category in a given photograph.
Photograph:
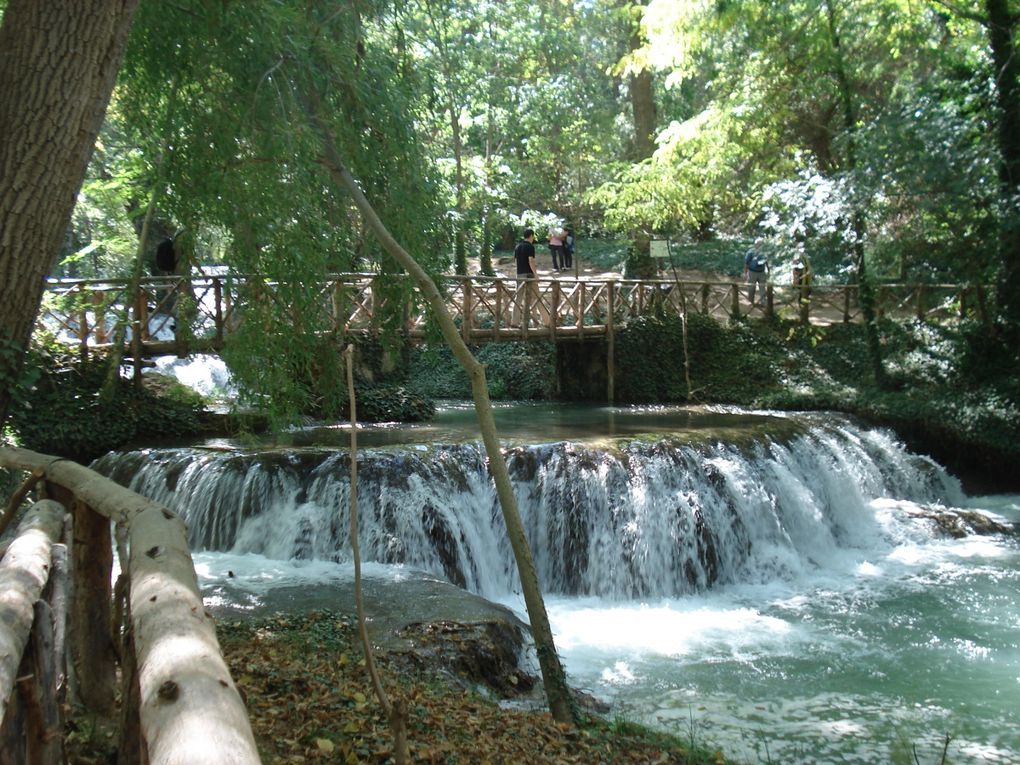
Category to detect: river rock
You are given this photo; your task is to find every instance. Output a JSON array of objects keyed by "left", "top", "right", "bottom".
[
  {"left": 204, "top": 570, "right": 540, "bottom": 698},
  {"left": 903, "top": 505, "right": 1017, "bottom": 538}
]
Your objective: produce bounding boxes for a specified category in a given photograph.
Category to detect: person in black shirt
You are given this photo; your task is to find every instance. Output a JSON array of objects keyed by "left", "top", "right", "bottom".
[{"left": 513, "top": 229, "right": 546, "bottom": 326}]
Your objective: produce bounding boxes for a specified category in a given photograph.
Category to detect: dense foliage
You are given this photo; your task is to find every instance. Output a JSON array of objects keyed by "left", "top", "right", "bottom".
[
  {"left": 410, "top": 341, "right": 557, "bottom": 401},
  {"left": 10, "top": 342, "right": 206, "bottom": 463},
  {"left": 606, "top": 312, "right": 1020, "bottom": 488},
  {"left": 10, "top": 0, "right": 1018, "bottom": 423}
]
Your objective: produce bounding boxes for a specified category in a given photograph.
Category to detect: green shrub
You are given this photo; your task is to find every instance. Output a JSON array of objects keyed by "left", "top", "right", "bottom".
[
  {"left": 10, "top": 343, "right": 206, "bottom": 462},
  {"left": 615, "top": 313, "right": 782, "bottom": 404},
  {"left": 352, "top": 384, "right": 435, "bottom": 423},
  {"left": 409, "top": 341, "right": 556, "bottom": 401}
]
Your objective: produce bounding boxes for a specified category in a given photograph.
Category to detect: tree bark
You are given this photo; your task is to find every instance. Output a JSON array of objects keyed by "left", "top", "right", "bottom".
[
  {"left": 0, "top": 0, "right": 140, "bottom": 429},
  {"left": 70, "top": 499, "right": 118, "bottom": 714},
  {"left": 622, "top": 3, "right": 658, "bottom": 279},
  {"left": 824, "top": 0, "right": 887, "bottom": 386},
  {"left": 985, "top": 0, "right": 1020, "bottom": 322}
]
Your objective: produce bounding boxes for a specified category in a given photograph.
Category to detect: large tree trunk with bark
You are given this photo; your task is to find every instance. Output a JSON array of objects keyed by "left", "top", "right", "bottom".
[
  {"left": 985, "top": 0, "right": 1020, "bottom": 323},
  {"left": 0, "top": 0, "right": 140, "bottom": 429},
  {"left": 622, "top": 3, "right": 658, "bottom": 279}
]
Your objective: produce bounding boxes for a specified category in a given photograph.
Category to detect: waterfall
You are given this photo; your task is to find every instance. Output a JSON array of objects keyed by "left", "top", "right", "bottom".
[{"left": 92, "top": 417, "right": 963, "bottom": 600}]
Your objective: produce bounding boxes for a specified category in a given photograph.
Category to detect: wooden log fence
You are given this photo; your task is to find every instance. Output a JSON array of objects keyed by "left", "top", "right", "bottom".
[
  {"left": 0, "top": 447, "right": 260, "bottom": 765},
  {"left": 38, "top": 274, "right": 992, "bottom": 364}
]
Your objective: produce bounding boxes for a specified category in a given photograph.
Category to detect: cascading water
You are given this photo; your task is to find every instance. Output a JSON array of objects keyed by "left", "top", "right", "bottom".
[
  {"left": 93, "top": 407, "right": 1019, "bottom": 762},
  {"left": 94, "top": 417, "right": 960, "bottom": 600}
]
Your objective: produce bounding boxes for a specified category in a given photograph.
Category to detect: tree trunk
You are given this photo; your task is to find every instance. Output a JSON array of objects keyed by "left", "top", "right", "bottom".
[
  {"left": 985, "top": 0, "right": 1020, "bottom": 322},
  {"left": 450, "top": 98, "right": 469, "bottom": 276},
  {"left": 0, "top": 0, "right": 140, "bottom": 429},
  {"left": 622, "top": 4, "right": 658, "bottom": 279},
  {"left": 824, "top": 0, "right": 887, "bottom": 386},
  {"left": 70, "top": 499, "right": 118, "bottom": 715},
  {"left": 303, "top": 91, "right": 578, "bottom": 726}
]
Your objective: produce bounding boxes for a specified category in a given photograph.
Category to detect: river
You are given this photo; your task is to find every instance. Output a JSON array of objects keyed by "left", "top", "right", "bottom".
[{"left": 95, "top": 402, "right": 1020, "bottom": 763}]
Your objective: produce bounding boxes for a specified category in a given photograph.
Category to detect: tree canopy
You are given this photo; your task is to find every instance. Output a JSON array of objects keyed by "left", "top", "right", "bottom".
[{"left": 4, "top": 0, "right": 1020, "bottom": 420}]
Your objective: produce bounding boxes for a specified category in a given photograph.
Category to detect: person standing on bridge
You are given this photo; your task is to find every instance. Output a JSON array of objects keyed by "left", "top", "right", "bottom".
[
  {"left": 562, "top": 228, "right": 575, "bottom": 271},
  {"left": 548, "top": 227, "right": 566, "bottom": 272},
  {"left": 513, "top": 229, "right": 546, "bottom": 327},
  {"left": 743, "top": 237, "right": 769, "bottom": 307}
]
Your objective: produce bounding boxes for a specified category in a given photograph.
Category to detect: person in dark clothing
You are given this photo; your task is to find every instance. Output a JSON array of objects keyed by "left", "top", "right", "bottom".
[
  {"left": 562, "top": 229, "right": 575, "bottom": 270},
  {"left": 743, "top": 237, "right": 769, "bottom": 306},
  {"left": 512, "top": 229, "right": 547, "bottom": 326},
  {"left": 515, "top": 229, "right": 537, "bottom": 277}
]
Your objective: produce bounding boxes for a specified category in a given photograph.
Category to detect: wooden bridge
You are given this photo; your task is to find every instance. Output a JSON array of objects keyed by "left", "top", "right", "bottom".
[{"left": 39, "top": 272, "right": 988, "bottom": 361}]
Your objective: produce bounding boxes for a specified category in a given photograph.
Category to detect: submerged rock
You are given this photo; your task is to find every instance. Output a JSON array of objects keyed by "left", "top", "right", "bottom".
[{"left": 904, "top": 506, "right": 1017, "bottom": 538}]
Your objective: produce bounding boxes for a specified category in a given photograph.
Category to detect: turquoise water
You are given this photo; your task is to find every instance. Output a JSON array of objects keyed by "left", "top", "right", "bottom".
[
  {"left": 522, "top": 495, "right": 1020, "bottom": 763},
  {"left": 106, "top": 402, "right": 1020, "bottom": 763}
]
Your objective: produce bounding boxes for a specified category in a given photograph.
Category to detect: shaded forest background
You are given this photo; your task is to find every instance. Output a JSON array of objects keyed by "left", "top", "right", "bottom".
[{"left": 2, "top": 0, "right": 1019, "bottom": 432}]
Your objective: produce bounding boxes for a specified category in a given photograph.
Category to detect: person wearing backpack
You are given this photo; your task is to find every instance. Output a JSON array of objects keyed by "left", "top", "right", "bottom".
[
  {"left": 743, "top": 238, "right": 769, "bottom": 307},
  {"left": 548, "top": 227, "right": 566, "bottom": 271}
]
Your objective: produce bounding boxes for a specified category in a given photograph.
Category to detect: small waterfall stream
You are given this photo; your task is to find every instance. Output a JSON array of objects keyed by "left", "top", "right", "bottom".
[
  {"left": 94, "top": 416, "right": 960, "bottom": 600},
  {"left": 93, "top": 407, "right": 1020, "bottom": 762}
]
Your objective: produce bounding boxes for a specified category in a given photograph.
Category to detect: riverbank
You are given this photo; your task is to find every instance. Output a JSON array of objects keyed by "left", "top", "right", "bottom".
[{"left": 213, "top": 610, "right": 724, "bottom": 765}]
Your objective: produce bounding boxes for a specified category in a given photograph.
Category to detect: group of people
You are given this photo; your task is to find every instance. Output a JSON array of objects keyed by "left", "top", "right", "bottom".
[
  {"left": 514, "top": 226, "right": 575, "bottom": 280},
  {"left": 743, "top": 238, "right": 812, "bottom": 306},
  {"left": 511, "top": 226, "right": 575, "bottom": 326},
  {"left": 547, "top": 227, "right": 575, "bottom": 271}
]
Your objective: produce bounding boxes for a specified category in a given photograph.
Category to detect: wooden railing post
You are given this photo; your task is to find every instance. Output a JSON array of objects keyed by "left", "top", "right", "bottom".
[
  {"left": 68, "top": 498, "right": 117, "bottom": 715},
  {"left": 93, "top": 289, "right": 108, "bottom": 345},
  {"left": 551, "top": 281, "right": 561, "bottom": 341},
  {"left": 765, "top": 284, "right": 774, "bottom": 319},
  {"left": 701, "top": 283, "right": 710, "bottom": 314},
  {"left": 493, "top": 281, "right": 503, "bottom": 339},
  {"left": 915, "top": 285, "right": 926, "bottom": 321},
  {"left": 606, "top": 281, "right": 615, "bottom": 405},
  {"left": 213, "top": 277, "right": 224, "bottom": 344},
  {"left": 577, "top": 281, "right": 586, "bottom": 333},
  {"left": 730, "top": 283, "right": 740, "bottom": 320},
  {"left": 843, "top": 286, "right": 852, "bottom": 323},
  {"left": 462, "top": 280, "right": 473, "bottom": 342},
  {"left": 77, "top": 304, "right": 89, "bottom": 361},
  {"left": 959, "top": 286, "right": 969, "bottom": 320},
  {"left": 132, "top": 288, "right": 146, "bottom": 384}
]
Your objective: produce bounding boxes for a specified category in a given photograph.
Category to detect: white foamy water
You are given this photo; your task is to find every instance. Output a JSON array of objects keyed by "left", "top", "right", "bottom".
[{"left": 93, "top": 408, "right": 1020, "bottom": 763}]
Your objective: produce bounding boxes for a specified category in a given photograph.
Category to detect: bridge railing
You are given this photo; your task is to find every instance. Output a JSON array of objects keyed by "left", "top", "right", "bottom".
[
  {"left": 0, "top": 447, "right": 260, "bottom": 764},
  {"left": 38, "top": 273, "right": 991, "bottom": 357}
]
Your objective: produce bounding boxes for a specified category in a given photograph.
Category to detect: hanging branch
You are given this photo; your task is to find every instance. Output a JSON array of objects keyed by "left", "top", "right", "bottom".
[
  {"left": 301, "top": 83, "right": 577, "bottom": 725},
  {"left": 344, "top": 344, "right": 410, "bottom": 765},
  {"left": 0, "top": 468, "right": 45, "bottom": 539},
  {"left": 103, "top": 79, "right": 181, "bottom": 398},
  {"left": 665, "top": 240, "right": 697, "bottom": 401}
]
